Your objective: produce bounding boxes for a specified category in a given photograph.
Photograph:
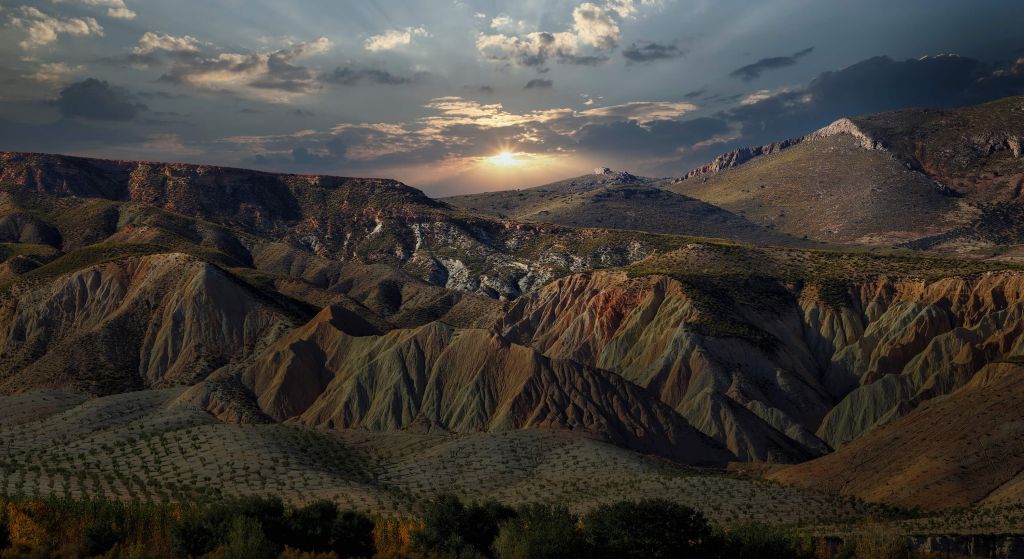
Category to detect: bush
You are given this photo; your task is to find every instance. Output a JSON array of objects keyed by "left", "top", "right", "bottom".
[
  {"left": 413, "top": 495, "right": 515, "bottom": 558},
  {"left": 332, "top": 510, "right": 375, "bottom": 558},
  {"left": 583, "top": 499, "right": 712, "bottom": 559},
  {"left": 81, "top": 518, "right": 122, "bottom": 557},
  {"left": 234, "top": 496, "right": 287, "bottom": 541},
  {"left": 170, "top": 510, "right": 223, "bottom": 558},
  {"left": 493, "top": 504, "right": 586, "bottom": 559},
  {"left": 222, "top": 516, "right": 277, "bottom": 559},
  {"left": 286, "top": 500, "right": 339, "bottom": 553},
  {"left": 0, "top": 515, "right": 8, "bottom": 550},
  {"left": 714, "top": 523, "right": 814, "bottom": 559}
]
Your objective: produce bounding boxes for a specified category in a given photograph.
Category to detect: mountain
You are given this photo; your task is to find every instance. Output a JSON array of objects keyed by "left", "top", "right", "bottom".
[
  {"left": 670, "top": 96, "right": 1024, "bottom": 253},
  {"left": 443, "top": 169, "right": 800, "bottom": 245}
]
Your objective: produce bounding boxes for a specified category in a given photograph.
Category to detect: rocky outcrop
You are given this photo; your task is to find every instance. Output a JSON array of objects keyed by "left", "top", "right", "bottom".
[
  {"left": 237, "top": 305, "right": 733, "bottom": 465},
  {"left": 679, "top": 138, "right": 803, "bottom": 180}
]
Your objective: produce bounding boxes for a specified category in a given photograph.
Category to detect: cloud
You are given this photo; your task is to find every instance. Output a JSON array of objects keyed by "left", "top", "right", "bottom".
[
  {"left": 134, "top": 32, "right": 201, "bottom": 55},
  {"left": 576, "top": 117, "right": 730, "bottom": 156},
  {"left": 490, "top": 14, "right": 526, "bottom": 33},
  {"left": 524, "top": 78, "right": 553, "bottom": 89},
  {"left": 321, "top": 66, "right": 424, "bottom": 86},
  {"left": 572, "top": 2, "right": 621, "bottom": 49},
  {"left": 57, "top": 0, "right": 136, "bottom": 20},
  {"left": 8, "top": 6, "right": 104, "bottom": 49},
  {"left": 622, "top": 40, "right": 685, "bottom": 63},
  {"left": 33, "top": 61, "right": 84, "bottom": 84},
  {"left": 222, "top": 95, "right": 703, "bottom": 175},
  {"left": 580, "top": 100, "right": 697, "bottom": 123},
  {"left": 54, "top": 78, "right": 146, "bottom": 120},
  {"left": 476, "top": 0, "right": 656, "bottom": 69},
  {"left": 364, "top": 27, "right": 428, "bottom": 52},
  {"left": 723, "top": 54, "right": 1024, "bottom": 145},
  {"left": 730, "top": 46, "right": 814, "bottom": 81},
  {"left": 157, "top": 37, "right": 332, "bottom": 102}
]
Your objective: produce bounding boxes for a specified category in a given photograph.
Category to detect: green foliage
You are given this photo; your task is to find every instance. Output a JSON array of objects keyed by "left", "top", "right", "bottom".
[
  {"left": 583, "top": 499, "right": 712, "bottom": 559},
  {"left": 170, "top": 508, "right": 224, "bottom": 557},
  {"left": 713, "top": 523, "right": 815, "bottom": 559},
  {"left": 223, "top": 515, "right": 277, "bottom": 559},
  {"left": 81, "top": 515, "right": 122, "bottom": 557},
  {"left": 413, "top": 494, "right": 515, "bottom": 558},
  {"left": 332, "top": 510, "right": 375, "bottom": 558},
  {"left": 493, "top": 504, "right": 586, "bottom": 559},
  {"left": 286, "top": 500, "right": 339, "bottom": 552}
]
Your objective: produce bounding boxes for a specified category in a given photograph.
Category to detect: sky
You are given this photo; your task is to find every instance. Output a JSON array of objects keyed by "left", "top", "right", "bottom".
[{"left": 1, "top": 0, "right": 1023, "bottom": 196}]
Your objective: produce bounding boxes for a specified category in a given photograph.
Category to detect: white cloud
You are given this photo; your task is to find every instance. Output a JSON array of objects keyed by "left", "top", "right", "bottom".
[
  {"left": 160, "top": 37, "right": 332, "bottom": 103},
  {"left": 8, "top": 6, "right": 104, "bottom": 49},
  {"left": 572, "top": 2, "right": 620, "bottom": 49},
  {"left": 32, "top": 61, "right": 84, "bottom": 83},
  {"left": 581, "top": 100, "right": 697, "bottom": 123},
  {"left": 364, "top": 26, "right": 428, "bottom": 52},
  {"left": 54, "top": 0, "right": 137, "bottom": 20},
  {"left": 134, "top": 32, "right": 201, "bottom": 55},
  {"left": 476, "top": 0, "right": 657, "bottom": 68},
  {"left": 489, "top": 14, "right": 527, "bottom": 33}
]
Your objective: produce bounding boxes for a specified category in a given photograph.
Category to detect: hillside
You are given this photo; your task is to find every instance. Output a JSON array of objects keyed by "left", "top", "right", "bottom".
[
  {"left": 772, "top": 362, "right": 1024, "bottom": 510},
  {"left": 670, "top": 97, "right": 1024, "bottom": 255},
  {"left": 443, "top": 170, "right": 799, "bottom": 245}
]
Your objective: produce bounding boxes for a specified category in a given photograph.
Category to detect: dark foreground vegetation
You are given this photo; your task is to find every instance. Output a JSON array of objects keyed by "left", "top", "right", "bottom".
[{"left": 0, "top": 494, "right": 971, "bottom": 558}]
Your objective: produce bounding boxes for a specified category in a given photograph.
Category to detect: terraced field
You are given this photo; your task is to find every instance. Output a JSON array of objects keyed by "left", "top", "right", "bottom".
[{"left": 0, "top": 389, "right": 888, "bottom": 527}]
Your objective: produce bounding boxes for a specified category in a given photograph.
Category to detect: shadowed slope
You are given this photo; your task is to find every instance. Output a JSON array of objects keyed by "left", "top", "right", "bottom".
[
  {"left": 772, "top": 362, "right": 1024, "bottom": 509},
  {"left": 235, "top": 305, "right": 733, "bottom": 465}
]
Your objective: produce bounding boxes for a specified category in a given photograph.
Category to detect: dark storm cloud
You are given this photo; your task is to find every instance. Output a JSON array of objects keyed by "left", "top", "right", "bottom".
[
  {"left": 54, "top": 78, "right": 146, "bottom": 121},
  {"left": 524, "top": 78, "right": 553, "bottom": 89},
  {"left": 730, "top": 47, "right": 814, "bottom": 81},
  {"left": 575, "top": 117, "right": 730, "bottom": 156},
  {"left": 321, "top": 66, "right": 424, "bottom": 86},
  {"left": 683, "top": 88, "right": 707, "bottom": 99},
  {"left": 723, "top": 54, "right": 1024, "bottom": 145},
  {"left": 622, "top": 41, "right": 685, "bottom": 63}
]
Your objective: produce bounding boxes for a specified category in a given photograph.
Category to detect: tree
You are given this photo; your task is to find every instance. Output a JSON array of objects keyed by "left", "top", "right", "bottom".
[
  {"left": 332, "top": 510, "right": 375, "bottom": 558},
  {"left": 493, "top": 504, "right": 587, "bottom": 559},
  {"left": 713, "top": 523, "right": 814, "bottom": 559},
  {"left": 222, "top": 516, "right": 277, "bottom": 559},
  {"left": 413, "top": 494, "right": 515, "bottom": 558},
  {"left": 583, "top": 499, "right": 712, "bottom": 559},
  {"left": 286, "top": 500, "right": 340, "bottom": 552}
]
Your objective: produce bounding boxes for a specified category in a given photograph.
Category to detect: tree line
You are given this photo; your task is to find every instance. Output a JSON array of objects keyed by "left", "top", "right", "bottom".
[{"left": 0, "top": 494, "right": 930, "bottom": 558}]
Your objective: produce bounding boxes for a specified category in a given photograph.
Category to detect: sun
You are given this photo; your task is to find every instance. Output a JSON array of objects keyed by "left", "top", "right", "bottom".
[{"left": 488, "top": 150, "right": 522, "bottom": 167}]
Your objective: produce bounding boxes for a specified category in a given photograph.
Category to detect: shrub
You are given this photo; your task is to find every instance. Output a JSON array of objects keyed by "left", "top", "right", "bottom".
[
  {"left": 233, "top": 496, "right": 287, "bottom": 547},
  {"left": 286, "top": 500, "right": 339, "bottom": 552},
  {"left": 583, "top": 499, "right": 712, "bottom": 559},
  {"left": 81, "top": 518, "right": 121, "bottom": 557},
  {"left": 413, "top": 495, "right": 515, "bottom": 558},
  {"left": 493, "top": 504, "right": 586, "bottom": 559},
  {"left": 714, "top": 523, "right": 814, "bottom": 559},
  {"left": 170, "top": 510, "right": 222, "bottom": 558},
  {"left": 332, "top": 510, "right": 375, "bottom": 558},
  {"left": 222, "top": 516, "right": 276, "bottom": 559}
]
